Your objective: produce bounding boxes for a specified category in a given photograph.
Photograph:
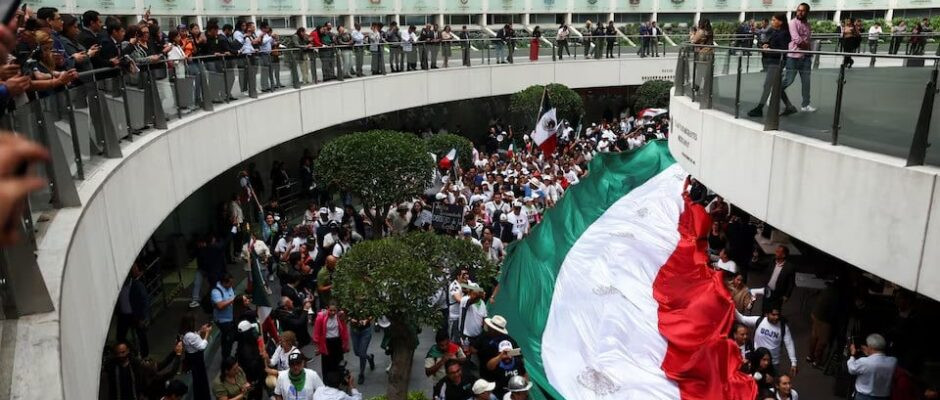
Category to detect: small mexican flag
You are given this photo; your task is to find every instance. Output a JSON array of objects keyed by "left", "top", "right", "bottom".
[{"left": 492, "top": 141, "right": 755, "bottom": 400}]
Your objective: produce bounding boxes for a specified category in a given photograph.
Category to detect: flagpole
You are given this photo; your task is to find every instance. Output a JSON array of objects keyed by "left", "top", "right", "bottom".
[{"left": 534, "top": 86, "right": 547, "bottom": 134}]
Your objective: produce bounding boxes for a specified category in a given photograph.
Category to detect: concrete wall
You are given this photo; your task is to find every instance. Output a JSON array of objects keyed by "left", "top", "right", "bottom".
[
  {"left": 669, "top": 94, "right": 940, "bottom": 301},
  {"left": 25, "top": 57, "right": 676, "bottom": 400}
]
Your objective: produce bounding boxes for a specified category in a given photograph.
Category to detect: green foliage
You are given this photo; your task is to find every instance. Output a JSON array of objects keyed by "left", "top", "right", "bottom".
[
  {"left": 425, "top": 133, "right": 474, "bottom": 168},
  {"left": 333, "top": 232, "right": 497, "bottom": 328},
  {"left": 508, "top": 83, "right": 584, "bottom": 126},
  {"left": 633, "top": 80, "right": 674, "bottom": 112},
  {"left": 621, "top": 23, "right": 639, "bottom": 36},
  {"left": 368, "top": 392, "right": 430, "bottom": 400},
  {"left": 810, "top": 20, "right": 838, "bottom": 36},
  {"left": 712, "top": 21, "right": 738, "bottom": 36},
  {"left": 315, "top": 130, "right": 433, "bottom": 222}
]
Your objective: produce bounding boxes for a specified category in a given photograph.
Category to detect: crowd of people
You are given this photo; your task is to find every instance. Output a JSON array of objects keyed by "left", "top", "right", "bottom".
[{"left": 101, "top": 103, "right": 670, "bottom": 400}]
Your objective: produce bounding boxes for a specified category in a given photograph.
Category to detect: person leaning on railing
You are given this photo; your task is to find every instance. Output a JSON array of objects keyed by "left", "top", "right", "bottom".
[
  {"left": 23, "top": 29, "right": 78, "bottom": 98},
  {"left": 556, "top": 24, "right": 571, "bottom": 60},
  {"left": 59, "top": 14, "right": 99, "bottom": 73}
]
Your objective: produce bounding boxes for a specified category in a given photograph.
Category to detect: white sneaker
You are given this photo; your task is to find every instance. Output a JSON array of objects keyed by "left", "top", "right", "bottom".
[
  {"left": 801, "top": 105, "right": 817, "bottom": 113},
  {"left": 189, "top": 300, "right": 200, "bottom": 309}
]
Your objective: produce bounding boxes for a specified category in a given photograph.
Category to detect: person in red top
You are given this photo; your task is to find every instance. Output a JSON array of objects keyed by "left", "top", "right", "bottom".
[
  {"left": 310, "top": 25, "right": 323, "bottom": 47},
  {"left": 313, "top": 301, "right": 350, "bottom": 377}
]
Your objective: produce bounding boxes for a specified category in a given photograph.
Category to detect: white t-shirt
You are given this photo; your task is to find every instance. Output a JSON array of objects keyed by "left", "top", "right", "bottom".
[
  {"left": 182, "top": 331, "right": 207, "bottom": 354},
  {"left": 715, "top": 259, "right": 737, "bottom": 273},
  {"left": 738, "top": 312, "right": 796, "bottom": 366},
  {"left": 460, "top": 297, "right": 488, "bottom": 338},
  {"left": 269, "top": 346, "right": 301, "bottom": 371},
  {"left": 274, "top": 369, "right": 324, "bottom": 400},
  {"left": 486, "top": 238, "right": 505, "bottom": 262},
  {"left": 448, "top": 280, "right": 471, "bottom": 320}
]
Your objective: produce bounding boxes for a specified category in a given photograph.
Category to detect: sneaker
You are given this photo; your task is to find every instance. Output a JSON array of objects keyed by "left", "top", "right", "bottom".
[
  {"left": 801, "top": 105, "right": 818, "bottom": 113},
  {"left": 189, "top": 300, "right": 200, "bottom": 309},
  {"left": 747, "top": 107, "right": 763, "bottom": 118},
  {"left": 781, "top": 106, "right": 798, "bottom": 116}
]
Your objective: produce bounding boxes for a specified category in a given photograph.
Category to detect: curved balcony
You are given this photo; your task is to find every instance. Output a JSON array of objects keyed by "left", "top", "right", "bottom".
[
  {"left": 668, "top": 43, "right": 940, "bottom": 302},
  {"left": 0, "top": 41, "right": 676, "bottom": 399}
]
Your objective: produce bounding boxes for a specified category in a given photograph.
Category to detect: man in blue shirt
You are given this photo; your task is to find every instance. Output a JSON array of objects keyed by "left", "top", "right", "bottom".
[{"left": 211, "top": 273, "right": 239, "bottom": 360}]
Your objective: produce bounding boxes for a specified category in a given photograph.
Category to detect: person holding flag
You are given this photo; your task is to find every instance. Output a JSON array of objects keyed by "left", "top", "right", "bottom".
[{"left": 531, "top": 87, "right": 559, "bottom": 155}]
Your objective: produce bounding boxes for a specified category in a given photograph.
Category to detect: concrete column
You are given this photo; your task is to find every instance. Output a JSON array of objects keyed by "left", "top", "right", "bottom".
[
  {"left": 523, "top": 13, "right": 530, "bottom": 27},
  {"left": 565, "top": 12, "right": 572, "bottom": 26},
  {"left": 739, "top": 11, "right": 745, "bottom": 22},
  {"left": 694, "top": 11, "right": 701, "bottom": 26},
  {"left": 885, "top": 9, "right": 894, "bottom": 24},
  {"left": 651, "top": 12, "right": 658, "bottom": 23},
  {"left": 833, "top": 10, "right": 841, "bottom": 23},
  {"left": 437, "top": 13, "right": 445, "bottom": 27},
  {"left": 608, "top": 12, "right": 615, "bottom": 24},
  {"left": 479, "top": 13, "right": 487, "bottom": 27}
]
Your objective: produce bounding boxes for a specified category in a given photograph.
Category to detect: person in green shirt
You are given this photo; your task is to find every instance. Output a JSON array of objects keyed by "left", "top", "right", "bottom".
[
  {"left": 317, "top": 256, "right": 337, "bottom": 309},
  {"left": 213, "top": 356, "right": 252, "bottom": 400}
]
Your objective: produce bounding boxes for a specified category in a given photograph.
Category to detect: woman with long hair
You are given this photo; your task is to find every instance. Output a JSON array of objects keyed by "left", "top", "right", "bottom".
[
  {"left": 180, "top": 313, "right": 212, "bottom": 400},
  {"left": 25, "top": 30, "right": 78, "bottom": 98},
  {"left": 746, "top": 347, "right": 777, "bottom": 393},
  {"left": 441, "top": 25, "right": 454, "bottom": 68},
  {"left": 213, "top": 357, "right": 251, "bottom": 400},
  {"left": 59, "top": 14, "right": 98, "bottom": 72},
  {"left": 530, "top": 26, "right": 541, "bottom": 61}
]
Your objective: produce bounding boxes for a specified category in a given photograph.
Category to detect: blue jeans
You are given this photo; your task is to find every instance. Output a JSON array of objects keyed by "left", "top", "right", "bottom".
[
  {"left": 782, "top": 56, "right": 813, "bottom": 107},
  {"left": 350, "top": 327, "right": 373, "bottom": 375},
  {"left": 191, "top": 271, "right": 203, "bottom": 302},
  {"left": 495, "top": 43, "right": 505, "bottom": 62}
]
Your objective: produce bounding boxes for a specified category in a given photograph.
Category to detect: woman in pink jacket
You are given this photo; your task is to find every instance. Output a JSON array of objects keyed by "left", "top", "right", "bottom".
[{"left": 313, "top": 302, "right": 350, "bottom": 377}]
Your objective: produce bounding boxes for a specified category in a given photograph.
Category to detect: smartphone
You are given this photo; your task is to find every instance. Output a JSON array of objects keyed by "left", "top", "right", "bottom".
[
  {"left": 507, "top": 348, "right": 521, "bottom": 357},
  {"left": 1, "top": 0, "right": 21, "bottom": 24}
]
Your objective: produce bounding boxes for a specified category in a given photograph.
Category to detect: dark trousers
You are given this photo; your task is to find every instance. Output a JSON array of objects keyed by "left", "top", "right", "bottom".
[
  {"left": 868, "top": 39, "right": 879, "bottom": 54},
  {"left": 354, "top": 47, "right": 365, "bottom": 76},
  {"left": 216, "top": 320, "right": 236, "bottom": 360},
  {"left": 322, "top": 337, "right": 345, "bottom": 376},
  {"left": 420, "top": 44, "right": 429, "bottom": 69},
  {"left": 606, "top": 40, "right": 615, "bottom": 58},
  {"left": 507, "top": 43, "right": 515, "bottom": 63},
  {"left": 889, "top": 37, "right": 902, "bottom": 54},
  {"left": 640, "top": 37, "right": 650, "bottom": 56},
  {"left": 558, "top": 40, "right": 570, "bottom": 59},
  {"left": 116, "top": 313, "right": 149, "bottom": 358}
]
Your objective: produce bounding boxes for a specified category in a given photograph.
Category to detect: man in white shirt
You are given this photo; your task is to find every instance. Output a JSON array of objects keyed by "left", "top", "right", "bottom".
[
  {"left": 509, "top": 202, "right": 529, "bottom": 240},
  {"left": 459, "top": 283, "right": 488, "bottom": 341},
  {"left": 313, "top": 370, "right": 362, "bottom": 400},
  {"left": 275, "top": 353, "right": 324, "bottom": 400},
  {"left": 713, "top": 248, "right": 737, "bottom": 274},
  {"left": 868, "top": 22, "right": 883, "bottom": 54},
  {"left": 484, "top": 192, "right": 511, "bottom": 220},
  {"left": 847, "top": 334, "right": 897, "bottom": 400},
  {"left": 735, "top": 305, "right": 797, "bottom": 376},
  {"left": 448, "top": 269, "right": 473, "bottom": 341}
]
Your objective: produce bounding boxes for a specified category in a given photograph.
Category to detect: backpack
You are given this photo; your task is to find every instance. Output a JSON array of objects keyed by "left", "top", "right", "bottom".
[{"left": 200, "top": 287, "right": 223, "bottom": 314}]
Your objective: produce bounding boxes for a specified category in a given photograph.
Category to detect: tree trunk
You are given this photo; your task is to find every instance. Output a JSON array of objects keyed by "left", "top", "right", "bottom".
[{"left": 385, "top": 320, "right": 417, "bottom": 400}]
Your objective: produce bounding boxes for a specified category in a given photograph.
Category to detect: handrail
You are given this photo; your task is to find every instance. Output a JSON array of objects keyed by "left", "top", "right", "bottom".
[
  {"left": 672, "top": 42, "right": 938, "bottom": 168},
  {"left": 681, "top": 42, "right": 940, "bottom": 60}
]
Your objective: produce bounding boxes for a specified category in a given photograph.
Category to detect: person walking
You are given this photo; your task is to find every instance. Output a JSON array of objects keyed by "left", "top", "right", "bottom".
[
  {"left": 747, "top": 13, "right": 795, "bottom": 118},
  {"left": 348, "top": 314, "right": 376, "bottom": 384},
  {"left": 529, "top": 26, "right": 541, "bottom": 61},
  {"left": 556, "top": 24, "right": 570, "bottom": 60},
  {"left": 781, "top": 2, "right": 816, "bottom": 115},
  {"left": 273, "top": 353, "right": 324, "bottom": 400},
  {"left": 313, "top": 302, "right": 350, "bottom": 376},
  {"left": 583, "top": 20, "right": 593, "bottom": 58}
]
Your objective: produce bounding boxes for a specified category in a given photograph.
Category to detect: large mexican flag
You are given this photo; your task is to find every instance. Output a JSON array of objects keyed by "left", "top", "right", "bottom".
[{"left": 492, "top": 141, "right": 756, "bottom": 400}]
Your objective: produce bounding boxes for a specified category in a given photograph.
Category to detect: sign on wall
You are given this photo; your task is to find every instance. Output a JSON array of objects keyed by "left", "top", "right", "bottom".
[
  {"left": 443, "top": 0, "right": 483, "bottom": 12},
  {"left": 661, "top": 0, "right": 696, "bottom": 12},
  {"left": 615, "top": 0, "right": 654, "bottom": 12},
  {"left": 309, "top": 0, "right": 350, "bottom": 13},
  {"left": 701, "top": 0, "right": 733, "bottom": 11},
  {"left": 76, "top": 0, "right": 135, "bottom": 13},
  {"left": 262, "top": 0, "right": 300, "bottom": 13},
  {"left": 23, "top": 0, "right": 66, "bottom": 10},
  {"left": 492, "top": 0, "right": 526, "bottom": 13},
  {"left": 806, "top": 0, "right": 840, "bottom": 10},
  {"left": 894, "top": 0, "right": 934, "bottom": 8},
  {"left": 401, "top": 0, "right": 440, "bottom": 13},
  {"left": 354, "top": 0, "right": 392, "bottom": 13},
  {"left": 203, "top": 0, "right": 251, "bottom": 13},
  {"left": 149, "top": 0, "right": 198, "bottom": 13}
]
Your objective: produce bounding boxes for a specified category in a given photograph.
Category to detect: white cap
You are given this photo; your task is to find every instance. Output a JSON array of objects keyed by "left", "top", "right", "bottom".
[
  {"left": 472, "top": 379, "right": 496, "bottom": 395},
  {"left": 435, "top": 192, "right": 446, "bottom": 200},
  {"left": 237, "top": 320, "right": 253, "bottom": 333},
  {"left": 499, "top": 214, "right": 508, "bottom": 222},
  {"left": 498, "top": 340, "right": 513, "bottom": 352}
]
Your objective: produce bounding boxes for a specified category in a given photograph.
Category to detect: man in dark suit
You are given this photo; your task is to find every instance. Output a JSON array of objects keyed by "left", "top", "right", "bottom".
[
  {"left": 94, "top": 20, "right": 125, "bottom": 68},
  {"left": 763, "top": 245, "right": 796, "bottom": 313},
  {"left": 78, "top": 10, "right": 103, "bottom": 50},
  {"left": 275, "top": 296, "right": 311, "bottom": 348},
  {"left": 419, "top": 24, "right": 433, "bottom": 70}
]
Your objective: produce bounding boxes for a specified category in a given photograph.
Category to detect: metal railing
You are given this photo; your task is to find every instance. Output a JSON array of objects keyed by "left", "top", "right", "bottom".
[
  {"left": 0, "top": 35, "right": 678, "bottom": 319},
  {"left": 673, "top": 42, "right": 940, "bottom": 167}
]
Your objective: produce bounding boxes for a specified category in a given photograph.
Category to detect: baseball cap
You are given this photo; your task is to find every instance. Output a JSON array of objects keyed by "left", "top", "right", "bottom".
[
  {"left": 288, "top": 352, "right": 304, "bottom": 365},
  {"left": 237, "top": 320, "right": 253, "bottom": 333},
  {"left": 460, "top": 282, "right": 484, "bottom": 293},
  {"left": 498, "top": 340, "right": 513, "bottom": 352},
  {"left": 472, "top": 379, "right": 496, "bottom": 395}
]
